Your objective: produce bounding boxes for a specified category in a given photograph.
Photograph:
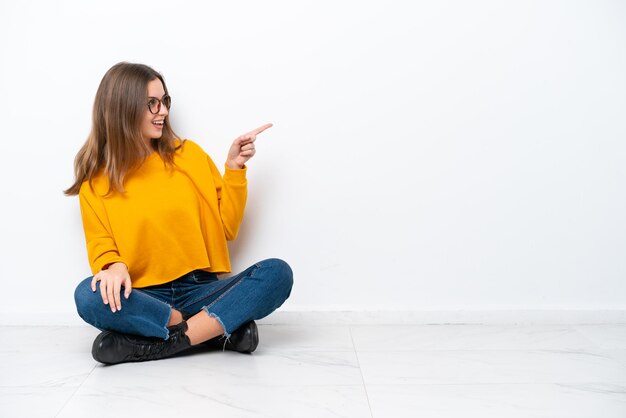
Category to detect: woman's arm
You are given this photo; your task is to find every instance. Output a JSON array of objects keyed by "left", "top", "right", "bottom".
[
  {"left": 79, "top": 186, "right": 132, "bottom": 312},
  {"left": 79, "top": 186, "right": 128, "bottom": 274},
  {"left": 210, "top": 123, "right": 273, "bottom": 240},
  {"left": 207, "top": 155, "right": 247, "bottom": 241}
]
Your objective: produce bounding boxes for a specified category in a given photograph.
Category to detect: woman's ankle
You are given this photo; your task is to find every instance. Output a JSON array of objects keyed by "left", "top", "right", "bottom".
[
  {"left": 185, "top": 311, "right": 225, "bottom": 345},
  {"left": 167, "top": 309, "right": 184, "bottom": 326}
]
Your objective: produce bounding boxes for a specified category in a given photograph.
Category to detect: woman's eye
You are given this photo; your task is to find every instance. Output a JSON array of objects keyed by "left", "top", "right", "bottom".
[{"left": 148, "top": 99, "right": 157, "bottom": 107}]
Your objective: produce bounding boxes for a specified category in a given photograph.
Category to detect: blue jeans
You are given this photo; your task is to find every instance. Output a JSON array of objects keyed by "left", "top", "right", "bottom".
[{"left": 74, "top": 258, "right": 293, "bottom": 340}]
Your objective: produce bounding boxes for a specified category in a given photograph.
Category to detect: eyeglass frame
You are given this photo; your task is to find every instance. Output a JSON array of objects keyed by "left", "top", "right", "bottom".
[{"left": 147, "top": 95, "right": 171, "bottom": 114}]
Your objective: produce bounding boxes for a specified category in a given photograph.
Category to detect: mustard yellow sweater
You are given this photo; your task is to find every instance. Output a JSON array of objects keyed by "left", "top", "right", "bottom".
[{"left": 79, "top": 139, "right": 247, "bottom": 288}]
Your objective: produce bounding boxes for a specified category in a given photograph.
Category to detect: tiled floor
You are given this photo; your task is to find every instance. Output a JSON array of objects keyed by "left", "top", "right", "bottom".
[{"left": 1, "top": 324, "right": 625, "bottom": 417}]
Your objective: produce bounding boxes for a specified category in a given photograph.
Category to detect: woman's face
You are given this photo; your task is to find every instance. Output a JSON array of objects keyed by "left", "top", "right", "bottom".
[{"left": 140, "top": 78, "right": 169, "bottom": 144}]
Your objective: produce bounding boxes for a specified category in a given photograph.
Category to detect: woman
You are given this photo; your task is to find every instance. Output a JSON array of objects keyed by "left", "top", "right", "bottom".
[{"left": 64, "top": 62, "right": 293, "bottom": 365}]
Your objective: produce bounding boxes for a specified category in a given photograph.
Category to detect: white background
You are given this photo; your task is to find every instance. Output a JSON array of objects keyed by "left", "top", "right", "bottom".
[{"left": 0, "top": 0, "right": 624, "bottom": 323}]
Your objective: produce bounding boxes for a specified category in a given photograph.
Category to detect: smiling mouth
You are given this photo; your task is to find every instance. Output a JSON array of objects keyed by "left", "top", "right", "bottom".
[{"left": 152, "top": 120, "right": 164, "bottom": 127}]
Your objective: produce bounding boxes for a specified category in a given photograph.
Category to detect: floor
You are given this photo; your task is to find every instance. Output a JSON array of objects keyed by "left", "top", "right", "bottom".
[{"left": 1, "top": 324, "right": 625, "bottom": 417}]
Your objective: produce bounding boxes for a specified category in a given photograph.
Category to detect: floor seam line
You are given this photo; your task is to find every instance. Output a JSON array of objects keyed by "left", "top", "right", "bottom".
[
  {"left": 54, "top": 362, "right": 98, "bottom": 417},
  {"left": 350, "top": 326, "right": 375, "bottom": 418}
]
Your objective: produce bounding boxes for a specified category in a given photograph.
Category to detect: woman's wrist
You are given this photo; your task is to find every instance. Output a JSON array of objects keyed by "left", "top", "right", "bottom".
[
  {"left": 225, "top": 160, "right": 244, "bottom": 170},
  {"left": 106, "top": 262, "right": 128, "bottom": 271}
]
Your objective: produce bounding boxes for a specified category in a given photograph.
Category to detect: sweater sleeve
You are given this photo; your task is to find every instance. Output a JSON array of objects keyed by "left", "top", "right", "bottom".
[
  {"left": 205, "top": 155, "right": 248, "bottom": 240},
  {"left": 79, "top": 183, "right": 127, "bottom": 274}
]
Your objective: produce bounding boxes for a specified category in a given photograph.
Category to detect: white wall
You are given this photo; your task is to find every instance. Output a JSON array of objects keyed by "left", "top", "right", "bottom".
[{"left": 1, "top": 0, "right": 624, "bottom": 324}]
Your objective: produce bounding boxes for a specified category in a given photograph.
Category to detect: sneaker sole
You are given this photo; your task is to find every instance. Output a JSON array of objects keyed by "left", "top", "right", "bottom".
[{"left": 247, "top": 320, "right": 259, "bottom": 353}]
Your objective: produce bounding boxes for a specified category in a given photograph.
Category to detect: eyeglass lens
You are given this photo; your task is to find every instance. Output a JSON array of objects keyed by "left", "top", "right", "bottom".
[{"left": 148, "top": 96, "right": 171, "bottom": 114}]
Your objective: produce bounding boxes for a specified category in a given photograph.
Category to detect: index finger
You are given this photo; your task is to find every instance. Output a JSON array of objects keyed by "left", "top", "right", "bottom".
[
  {"left": 91, "top": 274, "right": 99, "bottom": 292},
  {"left": 247, "top": 123, "right": 273, "bottom": 136}
]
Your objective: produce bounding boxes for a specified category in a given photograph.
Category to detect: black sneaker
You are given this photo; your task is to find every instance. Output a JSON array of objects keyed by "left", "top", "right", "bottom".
[
  {"left": 201, "top": 320, "right": 259, "bottom": 353},
  {"left": 92, "top": 321, "right": 192, "bottom": 365}
]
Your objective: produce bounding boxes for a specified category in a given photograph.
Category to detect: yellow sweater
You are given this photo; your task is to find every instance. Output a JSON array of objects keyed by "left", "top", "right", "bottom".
[{"left": 79, "top": 139, "right": 247, "bottom": 288}]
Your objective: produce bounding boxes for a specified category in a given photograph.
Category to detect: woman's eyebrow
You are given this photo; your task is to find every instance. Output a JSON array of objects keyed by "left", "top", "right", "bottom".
[{"left": 147, "top": 94, "right": 167, "bottom": 99}]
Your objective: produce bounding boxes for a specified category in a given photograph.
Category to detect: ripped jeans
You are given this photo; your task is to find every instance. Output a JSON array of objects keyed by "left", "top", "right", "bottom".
[{"left": 74, "top": 258, "right": 293, "bottom": 341}]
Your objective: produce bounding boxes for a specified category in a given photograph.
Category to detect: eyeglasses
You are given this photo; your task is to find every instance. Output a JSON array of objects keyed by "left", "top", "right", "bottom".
[{"left": 147, "top": 95, "right": 171, "bottom": 114}]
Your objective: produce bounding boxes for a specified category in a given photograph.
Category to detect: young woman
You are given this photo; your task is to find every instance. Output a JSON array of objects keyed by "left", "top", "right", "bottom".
[{"left": 64, "top": 62, "right": 293, "bottom": 365}]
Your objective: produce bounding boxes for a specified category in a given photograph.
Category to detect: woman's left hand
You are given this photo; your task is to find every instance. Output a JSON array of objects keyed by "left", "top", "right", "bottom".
[{"left": 226, "top": 123, "right": 273, "bottom": 169}]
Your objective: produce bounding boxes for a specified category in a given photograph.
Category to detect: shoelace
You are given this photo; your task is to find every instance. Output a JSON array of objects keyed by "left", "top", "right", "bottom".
[{"left": 128, "top": 332, "right": 181, "bottom": 360}]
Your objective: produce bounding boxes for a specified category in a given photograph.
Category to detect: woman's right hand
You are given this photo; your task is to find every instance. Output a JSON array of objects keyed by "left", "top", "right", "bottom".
[{"left": 91, "top": 262, "right": 132, "bottom": 313}]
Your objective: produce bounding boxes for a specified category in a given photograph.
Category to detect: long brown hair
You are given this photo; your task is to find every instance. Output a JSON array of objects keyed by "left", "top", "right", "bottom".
[{"left": 64, "top": 62, "right": 182, "bottom": 197}]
